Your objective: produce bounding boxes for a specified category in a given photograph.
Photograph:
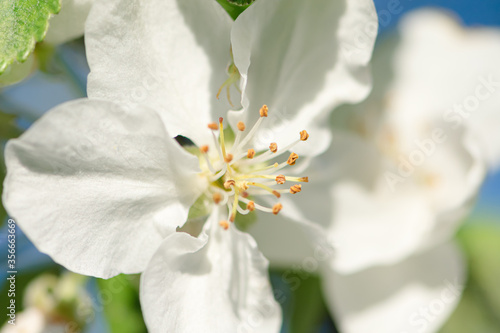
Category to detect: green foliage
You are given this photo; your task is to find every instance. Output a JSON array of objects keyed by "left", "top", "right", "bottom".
[
  {"left": 0, "top": 0, "right": 61, "bottom": 73},
  {"left": 216, "top": 0, "right": 251, "bottom": 20},
  {"left": 0, "top": 53, "right": 35, "bottom": 86},
  {"left": 97, "top": 274, "right": 147, "bottom": 333},
  {"left": 289, "top": 274, "right": 328, "bottom": 333},
  {"left": 440, "top": 224, "right": 500, "bottom": 332},
  {"left": 227, "top": 0, "right": 255, "bottom": 6}
]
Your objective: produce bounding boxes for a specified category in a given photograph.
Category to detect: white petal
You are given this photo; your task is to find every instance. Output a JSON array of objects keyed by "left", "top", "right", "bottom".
[
  {"left": 323, "top": 242, "right": 466, "bottom": 333},
  {"left": 140, "top": 209, "right": 281, "bottom": 333},
  {"left": 45, "top": 0, "right": 94, "bottom": 44},
  {"left": 85, "top": 0, "right": 234, "bottom": 146},
  {"left": 3, "top": 99, "right": 202, "bottom": 278},
  {"left": 327, "top": 128, "right": 484, "bottom": 274},
  {"left": 230, "top": 0, "right": 377, "bottom": 156},
  {"left": 392, "top": 9, "right": 500, "bottom": 170}
]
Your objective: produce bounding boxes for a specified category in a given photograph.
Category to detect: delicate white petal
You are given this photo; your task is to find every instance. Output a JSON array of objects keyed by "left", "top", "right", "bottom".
[
  {"left": 323, "top": 242, "right": 466, "bottom": 333},
  {"left": 230, "top": 0, "right": 377, "bottom": 156},
  {"left": 392, "top": 9, "right": 500, "bottom": 170},
  {"left": 326, "top": 127, "right": 484, "bottom": 273},
  {"left": 140, "top": 209, "right": 281, "bottom": 333},
  {"left": 45, "top": 0, "right": 94, "bottom": 44},
  {"left": 85, "top": 0, "right": 234, "bottom": 146},
  {"left": 3, "top": 99, "right": 202, "bottom": 278}
]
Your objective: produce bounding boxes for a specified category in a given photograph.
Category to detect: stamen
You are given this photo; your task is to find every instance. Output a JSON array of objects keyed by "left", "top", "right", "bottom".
[
  {"left": 246, "top": 162, "right": 279, "bottom": 174},
  {"left": 239, "top": 196, "right": 273, "bottom": 213},
  {"left": 290, "top": 184, "right": 302, "bottom": 194},
  {"left": 269, "top": 142, "right": 278, "bottom": 153},
  {"left": 224, "top": 154, "right": 233, "bottom": 163},
  {"left": 300, "top": 130, "right": 309, "bottom": 141},
  {"left": 247, "top": 182, "right": 281, "bottom": 198},
  {"left": 237, "top": 121, "right": 246, "bottom": 131},
  {"left": 230, "top": 190, "right": 239, "bottom": 222},
  {"left": 200, "top": 145, "right": 209, "bottom": 154},
  {"left": 208, "top": 122, "right": 219, "bottom": 131},
  {"left": 240, "top": 181, "right": 249, "bottom": 191},
  {"left": 241, "top": 191, "right": 249, "bottom": 198},
  {"left": 259, "top": 105, "right": 268, "bottom": 117},
  {"left": 272, "top": 203, "right": 283, "bottom": 215},
  {"left": 218, "top": 118, "right": 229, "bottom": 162},
  {"left": 247, "top": 201, "right": 255, "bottom": 211},
  {"left": 219, "top": 220, "right": 229, "bottom": 230},
  {"left": 224, "top": 179, "right": 236, "bottom": 189},
  {"left": 287, "top": 152, "right": 299, "bottom": 165},
  {"left": 235, "top": 174, "right": 308, "bottom": 183},
  {"left": 234, "top": 117, "right": 264, "bottom": 152},
  {"left": 247, "top": 149, "right": 256, "bottom": 159},
  {"left": 213, "top": 192, "right": 222, "bottom": 204}
]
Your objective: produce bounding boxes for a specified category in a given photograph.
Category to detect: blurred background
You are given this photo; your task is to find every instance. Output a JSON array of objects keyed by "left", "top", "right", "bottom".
[{"left": 1, "top": 0, "right": 499, "bottom": 332}]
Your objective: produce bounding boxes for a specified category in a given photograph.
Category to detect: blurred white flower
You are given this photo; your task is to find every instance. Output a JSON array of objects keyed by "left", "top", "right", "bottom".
[
  {"left": 251, "top": 8, "right": 498, "bottom": 333},
  {"left": 3, "top": 0, "right": 377, "bottom": 332},
  {"left": 0, "top": 273, "right": 91, "bottom": 333},
  {"left": 0, "top": 307, "right": 65, "bottom": 333}
]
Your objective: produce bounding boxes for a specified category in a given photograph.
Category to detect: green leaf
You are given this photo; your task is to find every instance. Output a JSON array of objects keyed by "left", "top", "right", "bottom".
[
  {"left": 287, "top": 272, "right": 328, "bottom": 333},
  {"left": 97, "top": 274, "right": 147, "bottom": 333},
  {"left": 0, "top": 0, "right": 61, "bottom": 73},
  {"left": 439, "top": 224, "right": 500, "bottom": 332},
  {"left": 227, "top": 0, "right": 255, "bottom": 5},
  {"left": 216, "top": 0, "right": 250, "bottom": 20},
  {"left": 0, "top": 52, "right": 35, "bottom": 86}
]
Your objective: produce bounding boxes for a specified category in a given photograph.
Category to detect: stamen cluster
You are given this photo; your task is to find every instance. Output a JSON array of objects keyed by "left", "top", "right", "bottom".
[{"left": 199, "top": 105, "right": 309, "bottom": 230}]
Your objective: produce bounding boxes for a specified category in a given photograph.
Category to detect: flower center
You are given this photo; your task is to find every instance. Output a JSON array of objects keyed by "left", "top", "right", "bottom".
[{"left": 198, "top": 105, "right": 309, "bottom": 230}]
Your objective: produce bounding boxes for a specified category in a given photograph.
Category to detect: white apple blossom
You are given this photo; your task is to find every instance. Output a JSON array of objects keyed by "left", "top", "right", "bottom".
[
  {"left": 3, "top": 0, "right": 377, "bottom": 332},
  {"left": 251, "top": 8, "right": 499, "bottom": 333}
]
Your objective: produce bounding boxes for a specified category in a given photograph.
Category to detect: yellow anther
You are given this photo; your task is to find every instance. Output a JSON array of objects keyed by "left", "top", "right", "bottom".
[
  {"left": 247, "top": 201, "right": 255, "bottom": 211},
  {"left": 287, "top": 152, "right": 299, "bottom": 165},
  {"left": 208, "top": 122, "right": 219, "bottom": 130},
  {"left": 213, "top": 192, "right": 222, "bottom": 204},
  {"left": 300, "top": 130, "right": 309, "bottom": 141},
  {"left": 240, "top": 181, "right": 249, "bottom": 191},
  {"left": 219, "top": 220, "right": 229, "bottom": 230},
  {"left": 275, "top": 175, "right": 286, "bottom": 185},
  {"left": 299, "top": 177, "right": 309, "bottom": 182},
  {"left": 272, "top": 190, "right": 281, "bottom": 198},
  {"left": 272, "top": 203, "right": 283, "bottom": 215},
  {"left": 247, "top": 149, "right": 256, "bottom": 159},
  {"left": 290, "top": 184, "right": 302, "bottom": 194},
  {"left": 224, "top": 180, "right": 236, "bottom": 189},
  {"left": 269, "top": 142, "right": 278, "bottom": 153},
  {"left": 224, "top": 154, "right": 233, "bottom": 163},
  {"left": 237, "top": 121, "right": 246, "bottom": 131},
  {"left": 200, "top": 145, "right": 209, "bottom": 154},
  {"left": 259, "top": 105, "right": 268, "bottom": 117}
]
